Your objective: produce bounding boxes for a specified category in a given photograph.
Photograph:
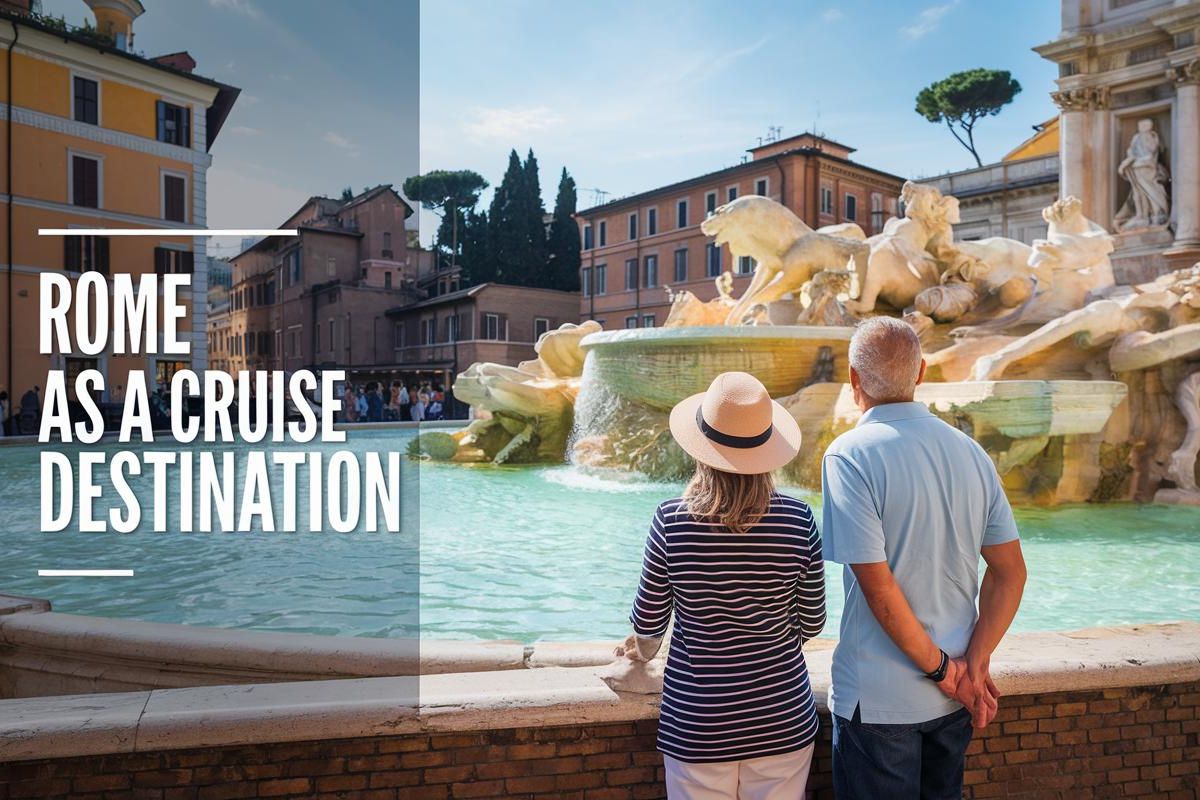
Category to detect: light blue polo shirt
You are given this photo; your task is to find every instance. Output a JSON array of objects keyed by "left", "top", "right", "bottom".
[{"left": 822, "top": 401, "right": 1019, "bottom": 724}]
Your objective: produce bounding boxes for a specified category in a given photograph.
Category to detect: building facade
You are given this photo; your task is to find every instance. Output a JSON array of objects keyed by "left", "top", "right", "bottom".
[
  {"left": 0, "top": 0, "right": 238, "bottom": 422},
  {"left": 927, "top": 154, "right": 1061, "bottom": 245},
  {"left": 575, "top": 133, "right": 905, "bottom": 327},
  {"left": 1036, "top": 0, "right": 1200, "bottom": 282},
  {"left": 225, "top": 185, "right": 417, "bottom": 377},
  {"left": 384, "top": 282, "right": 580, "bottom": 392}
]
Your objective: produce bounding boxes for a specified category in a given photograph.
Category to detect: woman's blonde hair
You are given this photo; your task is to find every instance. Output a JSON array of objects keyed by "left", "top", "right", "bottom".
[{"left": 684, "top": 463, "right": 775, "bottom": 533}]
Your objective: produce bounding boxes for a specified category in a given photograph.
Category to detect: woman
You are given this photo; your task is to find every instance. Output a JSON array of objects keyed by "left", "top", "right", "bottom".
[{"left": 619, "top": 371, "right": 826, "bottom": 799}]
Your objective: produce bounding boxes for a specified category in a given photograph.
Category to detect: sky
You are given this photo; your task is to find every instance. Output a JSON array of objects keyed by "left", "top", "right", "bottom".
[{"left": 41, "top": 0, "right": 1062, "bottom": 250}]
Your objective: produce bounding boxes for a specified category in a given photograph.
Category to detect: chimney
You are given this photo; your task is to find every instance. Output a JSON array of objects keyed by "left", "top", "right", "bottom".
[
  {"left": 82, "top": 0, "right": 145, "bottom": 52},
  {"left": 154, "top": 52, "right": 196, "bottom": 73}
]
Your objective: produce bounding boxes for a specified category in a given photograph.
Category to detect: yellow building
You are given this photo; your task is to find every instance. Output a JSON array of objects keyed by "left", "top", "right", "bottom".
[{"left": 0, "top": 0, "right": 238, "bottom": 432}]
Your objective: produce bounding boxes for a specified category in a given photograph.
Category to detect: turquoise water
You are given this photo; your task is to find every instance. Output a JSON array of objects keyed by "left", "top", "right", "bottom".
[{"left": 2, "top": 434, "right": 1199, "bottom": 641}]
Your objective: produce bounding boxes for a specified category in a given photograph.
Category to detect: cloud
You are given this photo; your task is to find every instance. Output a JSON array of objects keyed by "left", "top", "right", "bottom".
[
  {"left": 901, "top": 0, "right": 960, "bottom": 39},
  {"left": 229, "top": 125, "right": 261, "bottom": 136},
  {"left": 821, "top": 8, "right": 844, "bottom": 22},
  {"left": 322, "top": 131, "right": 359, "bottom": 157},
  {"left": 463, "top": 106, "right": 564, "bottom": 140},
  {"left": 208, "top": 0, "right": 260, "bottom": 19}
]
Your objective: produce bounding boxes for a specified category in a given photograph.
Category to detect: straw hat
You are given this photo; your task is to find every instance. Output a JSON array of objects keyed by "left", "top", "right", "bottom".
[{"left": 669, "top": 372, "right": 802, "bottom": 475}]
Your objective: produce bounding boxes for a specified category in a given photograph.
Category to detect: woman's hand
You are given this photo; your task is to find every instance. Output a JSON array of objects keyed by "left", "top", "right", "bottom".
[{"left": 614, "top": 633, "right": 649, "bottom": 662}]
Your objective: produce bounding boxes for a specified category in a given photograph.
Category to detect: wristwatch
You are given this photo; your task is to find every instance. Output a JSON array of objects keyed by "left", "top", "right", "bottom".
[{"left": 923, "top": 649, "right": 949, "bottom": 682}]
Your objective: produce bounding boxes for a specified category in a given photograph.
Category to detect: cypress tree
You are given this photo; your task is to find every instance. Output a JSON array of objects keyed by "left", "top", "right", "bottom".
[
  {"left": 547, "top": 167, "right": 581, "bottom": 291},
  {"left": 460, "top": 209, "right": 491, "bottom": 285},
  {"left": 488, "top": 150, "right": 525, "bottom": 283},
  {"left": 521, "top": 149, "right": 549, "bottom": 287}
]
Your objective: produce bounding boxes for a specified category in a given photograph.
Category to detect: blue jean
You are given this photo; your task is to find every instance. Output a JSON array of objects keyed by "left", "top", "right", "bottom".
[{"left": 832, "top": 705, "right": 973, "bottom": 800}]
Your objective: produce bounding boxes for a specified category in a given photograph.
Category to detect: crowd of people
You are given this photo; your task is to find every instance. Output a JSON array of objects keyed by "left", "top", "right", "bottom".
[{"left": 338, "top": 380, "right": 453, "bottom": 423}]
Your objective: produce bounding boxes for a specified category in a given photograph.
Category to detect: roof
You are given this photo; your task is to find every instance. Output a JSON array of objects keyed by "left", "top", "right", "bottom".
[
  {"left": 0, "top": 9, "right": 240, "bottom": 150},
  {"left": 1004, "top": 117, "right": 1060, "bottom": 162},
  {"left": 577, "top": 147, "right": 905, "bottom": 216},
  {"left": 230, "top": 185, "right": 414, "bottom": 260},
  {"left": 747, "top": 132, "right": 856, "bottom": 154}
]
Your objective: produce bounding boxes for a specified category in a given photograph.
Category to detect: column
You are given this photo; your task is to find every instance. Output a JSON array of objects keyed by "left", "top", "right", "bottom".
[
  {"left": 1171, "top": 61, "right": 1200, "bottom": 247},
  {"left": 1052, "top": 89, "right": 1093, "bottom": 216}
]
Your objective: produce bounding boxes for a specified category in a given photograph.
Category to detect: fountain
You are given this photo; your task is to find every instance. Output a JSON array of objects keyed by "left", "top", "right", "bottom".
[{"left": 426, "top": 181, "right": 1199, "bottom": 506}]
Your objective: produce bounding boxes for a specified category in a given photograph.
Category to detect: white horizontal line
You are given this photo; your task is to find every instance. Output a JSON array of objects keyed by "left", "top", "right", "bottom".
[
  {"left": 37, "top": 229, "right": 299, "bottom": 237},
  {"left": 38, "top": 569, "right": 135, "bottom": 577}
]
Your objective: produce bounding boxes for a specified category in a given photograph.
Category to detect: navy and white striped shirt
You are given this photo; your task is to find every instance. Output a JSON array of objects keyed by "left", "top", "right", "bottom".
[{"left": 630, "top": 492, "right": 826, "bottom": 763}]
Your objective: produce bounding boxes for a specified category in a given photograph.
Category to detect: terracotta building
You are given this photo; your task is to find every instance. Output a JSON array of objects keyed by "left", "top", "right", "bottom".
[
  {"left": 384, "top": 282, "right": 580, "bottom": 392},
  {"left": 0, "top": 0, "right": 238, "bottom": 428},
  {"left": 225, "top": 185, "right": 417, "bottom": 377},
  {"left": 575, "top": 133, "right": 904, "bottom": 328}
]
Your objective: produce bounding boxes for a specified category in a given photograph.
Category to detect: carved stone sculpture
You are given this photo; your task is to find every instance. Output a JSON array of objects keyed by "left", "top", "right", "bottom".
[
  {"left": 949, "top": 197, "right": 1115, "bottom": 334},
  {"left": 845, "top": 181, "right": 955, "bottom": 314},
  {"left": 422, "top": 321, "right": 602, "bottom": 464},
  {"left": 969, "top": 266, "right": 1200, "bottom": 382},
  {"left": 1115, "top": 119, "right": 1170, "bottom": 232},
  {"left": 698, "top": 196, "right": 869, "bottom": 325},
  {"left": 1155, "top": 371, "right": 1200, "bottom": 505}
]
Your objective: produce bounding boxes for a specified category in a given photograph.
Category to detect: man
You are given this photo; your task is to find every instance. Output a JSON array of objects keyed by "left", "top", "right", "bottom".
[{"left": 822, "top": 317, "right": 1027, "bottom": 799}]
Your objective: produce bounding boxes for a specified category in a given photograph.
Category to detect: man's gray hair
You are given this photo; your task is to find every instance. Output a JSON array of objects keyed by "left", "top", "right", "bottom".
[{"left": 848, "top": 317, "right": 923, "bottom": 401}]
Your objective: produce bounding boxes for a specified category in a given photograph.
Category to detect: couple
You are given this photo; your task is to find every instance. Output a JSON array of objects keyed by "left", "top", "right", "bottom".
[{"left": 618, "top": 317, "right": 1027, "bottom": 799}]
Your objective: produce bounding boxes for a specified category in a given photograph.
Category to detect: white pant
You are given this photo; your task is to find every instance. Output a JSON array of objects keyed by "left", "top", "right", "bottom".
[{"left": 663, "top": 744, "right": 815, "bottom": 800}]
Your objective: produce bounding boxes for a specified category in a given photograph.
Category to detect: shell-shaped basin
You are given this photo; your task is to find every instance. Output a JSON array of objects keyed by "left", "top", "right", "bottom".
[{"left": 579, "top": 325, "right": 855, "bottom": 410}]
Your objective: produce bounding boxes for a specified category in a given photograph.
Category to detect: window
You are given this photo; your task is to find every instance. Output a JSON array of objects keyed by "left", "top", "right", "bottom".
[
  {"left": 423, "top": 318, "right": 437, "bottom": 344},
  {"left": 534, "top": 317, "right": 550, "bottom": 339},
  {"left": 154, "top": 247, "right": 195, "bottom": 275},
  {"left": 286, "top": 249, "right": 302, "bottom": 287},
  {"left": 483, "top": 312, "right": 502, "bottom": 340},
  {"left": 64, "top": 235, "right": 109, "bottom": 274},
  {"left": 737, "top": 256, "right": 755, "bottom": 275},
  {"left": 820, "top": 186, "right": 834, "bottom": 215},
  {"left": 447, "top": 314, "right": 459, "bottom": 342},
  {"left": 647, "top": 208, "right": 657, "bottom": 236},
  {"left": 326, "top": 256, "right": 336, "bottom": 277},
  {"left": 73, "top": 76, "right": 98, "bottom": 125},
  {"left": 382, "top": 231, "right": 392, "bottom": 258},
  {"left": 845, "top": 194, "right": 857, "bottom": 221},
  {"left": 677, "top": 199, "right": 688, "bottom": 228},
  {"left": 642, "top": 314, "right": 655, "bottom": 328},
  {"left": 625, "top": 258, "right": 637, "bottom": 290},
  {"left": 755, "top": 178, "right": 768, "bottom": 196},
  {"left": 581, "top": 267, "right": 592, "bottom": 297},
  {"left": 598, "top": 220, "right": 607, "bottom": 247},
  {"left": 871, "top": 193, "right": 884, "bottom": 231},
  {"left": 156, "top": 100, "right": 191, "bottom": 147},
  {"left": 595, "top": 264, "right": 607, "bottom": 295},
  {"left": 583, "top": 224, "right": 594, "bottom": 250},
  {"left": 705, "top": 191, "right": 717, "bottom": 216},
  {"left": 628, "top": 212, "right": 638, "bottom": 240},
  {"left": 391, "top": 321, "right": 403, "bottom": 348},
  {"left": 643, "top": 254, "right": 658, "bottom": 288},
  {"left": 332, "top": 319, "right": 338, "bottom": 352},
  {"left": 384, "top": 272, "right": 392, "bottom": 289},
  {"left": 727, "top": 186, "right": 738, "bottom": 203},
  {"left": 625, "top": 315, "right": 639, "bottom": 329},
  {"left": 315, "top": 323, "right": 320, "bottom": 353},
  {"left": 673, "top": 248, "right": 688, "bottom": 283},
  {"left": 162, "top": 173, "right": 186, "bottom": 222},
  {"left": 705, "top": 243, "right": 722, "bottom": 277},
  {"left": 71, "top": 154, "right": 100, "bottom": 208}
]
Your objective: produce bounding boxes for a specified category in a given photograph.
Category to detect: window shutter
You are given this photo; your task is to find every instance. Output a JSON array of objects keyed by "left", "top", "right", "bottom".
[
  {"left": 64, "top": 238, "right": 80, "bottom": 271},
  {"left": 96, "top": 237, "right": 110, "bottom": 275},
  {"left": 182, "top": 251, "right": 195, "bottom": 274},
  {"left": 156, "top": 101, "right": 165, "bottom": 141},
  {"left": 154, "top": 247, "right": 168, "bottom": 275}
]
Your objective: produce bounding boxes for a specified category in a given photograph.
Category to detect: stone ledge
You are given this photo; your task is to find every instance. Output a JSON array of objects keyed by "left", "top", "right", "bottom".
[{"left": 0, "top": 621, "right": 1195, "bottom": 764}]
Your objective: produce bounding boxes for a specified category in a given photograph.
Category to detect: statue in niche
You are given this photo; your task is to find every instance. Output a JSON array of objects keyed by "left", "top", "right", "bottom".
[{"left": 1114, "top": 119, "right": 1170, "bottom": 232}]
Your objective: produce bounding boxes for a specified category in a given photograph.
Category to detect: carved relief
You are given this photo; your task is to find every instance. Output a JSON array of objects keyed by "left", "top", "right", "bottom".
[
  {"left": 1050, "top": 86, "right": 1110, "bottom": 112},
  {"left": 1169, "top": 59, "right": 1200, "bottom": 86}
]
